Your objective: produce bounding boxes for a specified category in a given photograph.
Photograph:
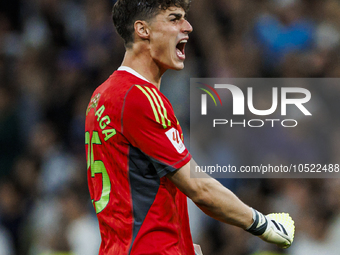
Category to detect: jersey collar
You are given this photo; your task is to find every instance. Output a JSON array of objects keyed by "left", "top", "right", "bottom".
[{"left": 118, "top": 66, "right": 151, "bottom": 83}]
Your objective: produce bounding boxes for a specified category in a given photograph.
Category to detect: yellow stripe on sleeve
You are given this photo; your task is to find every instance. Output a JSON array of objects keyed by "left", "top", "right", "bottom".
[
  {"left": 135, "top": 85, "right": 160, "bottom": 124},
  {"left": 145, "top": 87, "right": 167, "bottom": 129},
  {"left": 152, "top": 88, "right": 171, "bottom": 127}
]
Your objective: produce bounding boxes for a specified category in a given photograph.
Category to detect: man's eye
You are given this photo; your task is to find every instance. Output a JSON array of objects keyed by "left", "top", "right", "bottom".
[{"left": 170, "top": 14, "right": 182, "bottom": 22}]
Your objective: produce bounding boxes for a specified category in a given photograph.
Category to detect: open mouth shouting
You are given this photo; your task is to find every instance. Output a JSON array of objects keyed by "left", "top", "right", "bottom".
[{"left": 176, "top": 38, "right": 188, "bottom": 60}]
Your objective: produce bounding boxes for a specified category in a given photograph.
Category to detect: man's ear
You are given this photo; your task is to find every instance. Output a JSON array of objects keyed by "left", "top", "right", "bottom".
[{"left": 134, "top": 20, "right": 150, "bottom": 40}]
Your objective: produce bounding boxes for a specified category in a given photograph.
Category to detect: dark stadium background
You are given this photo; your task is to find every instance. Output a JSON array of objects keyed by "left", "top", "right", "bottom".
[{"left": 1, "top": 0, "right": 340, "bottom": 254}]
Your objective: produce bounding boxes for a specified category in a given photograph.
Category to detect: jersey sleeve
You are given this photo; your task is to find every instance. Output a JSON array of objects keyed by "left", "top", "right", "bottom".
[{"left": 122, "top": 84, "right": 191, "bottom": 178}]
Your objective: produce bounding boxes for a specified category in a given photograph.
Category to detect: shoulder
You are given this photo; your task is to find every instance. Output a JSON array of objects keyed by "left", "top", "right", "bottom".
[
  {"left": 91, "top": 70, "right": 151, "bottom": 108},
  {"left": 123, "top": 84, "right": 174, "bottom": 128},
  {"left": 125, "top": 83, "right": 165, "bottom": 108},
  {"left": 86, "top": 71, "right": 147, "bottom": 122}
]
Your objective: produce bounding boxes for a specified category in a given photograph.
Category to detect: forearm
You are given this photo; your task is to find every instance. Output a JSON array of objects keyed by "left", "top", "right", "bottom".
[
  {"left": 168, "top": 159, "right": 295, "bottom": 248},
  {"left": 167, "top": 159, "right": 253, "bottom": 229},
  {"left": 192, "top": 177, "right": 253, "bottom": 229}
]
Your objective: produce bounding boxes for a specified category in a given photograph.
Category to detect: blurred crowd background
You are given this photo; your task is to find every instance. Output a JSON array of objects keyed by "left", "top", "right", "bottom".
[{"left": 1, "top": 0, "right": 340, "bottom": 254}]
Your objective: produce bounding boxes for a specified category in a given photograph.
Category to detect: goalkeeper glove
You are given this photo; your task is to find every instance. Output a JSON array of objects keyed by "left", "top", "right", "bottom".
[{"left": 246, "top": 208, "right": 295, "bottom": 248}]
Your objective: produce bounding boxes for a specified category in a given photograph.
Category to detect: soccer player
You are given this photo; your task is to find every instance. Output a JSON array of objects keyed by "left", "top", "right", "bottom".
[{"left": 84, "top": 0, "right": 295, "bottom": 254}]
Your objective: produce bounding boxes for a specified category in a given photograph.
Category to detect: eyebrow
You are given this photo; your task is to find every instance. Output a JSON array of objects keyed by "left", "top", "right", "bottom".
[{"left": 169, "top": 13, "right": 187, "bottom": 19}]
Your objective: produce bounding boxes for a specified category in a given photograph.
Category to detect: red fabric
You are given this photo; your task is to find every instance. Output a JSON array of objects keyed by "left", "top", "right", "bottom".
[{"left": 85, "top": 70, "right": 194, "bottom": 255}]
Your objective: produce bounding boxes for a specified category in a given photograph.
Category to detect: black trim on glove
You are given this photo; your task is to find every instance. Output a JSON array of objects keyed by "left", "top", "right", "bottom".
[{"left": 246, "top": 208, "right": 268, "bottom": 236}]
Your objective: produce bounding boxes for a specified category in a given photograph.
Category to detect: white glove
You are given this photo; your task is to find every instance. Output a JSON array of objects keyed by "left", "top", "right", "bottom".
[{"left": 246, "top": 208, "right": 295, "bottom": 248}]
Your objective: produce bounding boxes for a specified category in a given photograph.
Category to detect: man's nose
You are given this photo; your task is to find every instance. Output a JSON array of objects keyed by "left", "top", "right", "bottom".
[{"left": 182, "top": 19, "right": 193, "bottom": 34}]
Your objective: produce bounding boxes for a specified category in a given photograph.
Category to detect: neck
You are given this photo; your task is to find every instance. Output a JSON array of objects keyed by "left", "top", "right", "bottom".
[{"left": 121, "top": 47, "right": 166, "bottom": 90}]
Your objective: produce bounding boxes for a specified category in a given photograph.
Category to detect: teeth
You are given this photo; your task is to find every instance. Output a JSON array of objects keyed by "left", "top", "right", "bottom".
[
  {"left": 179, "top": 39, "right": 187, "bottom": 43},
  {"left": 176, "top": 48, "right": 184, "bottom": 57}
]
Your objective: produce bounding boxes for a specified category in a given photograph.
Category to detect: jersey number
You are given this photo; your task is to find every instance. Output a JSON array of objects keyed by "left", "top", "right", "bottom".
[{"left": 85, "top": 131, "right": 111, "bottom": 214}]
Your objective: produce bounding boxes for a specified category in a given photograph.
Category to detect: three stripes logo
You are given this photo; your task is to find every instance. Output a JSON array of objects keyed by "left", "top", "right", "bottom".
[
  {"left": 197, "top": 82, "right": 222, "bottom": 115},
  {"left": 135, "top": 85, "right": 171, "bottom": 129}
]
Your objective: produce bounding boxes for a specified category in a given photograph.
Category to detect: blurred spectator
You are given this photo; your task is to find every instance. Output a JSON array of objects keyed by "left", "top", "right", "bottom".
[
  {"left": 0, "top": 179, "right": 25, "bottom": 254},
  {"left": 254, "top": 0, "right": 315, "bottom": 76},
  {"left": 28, "top": 121, "right": 77, "bottom": 195},
  {"left": 61, "top": 186, "right": 101, "bottom": 255}
]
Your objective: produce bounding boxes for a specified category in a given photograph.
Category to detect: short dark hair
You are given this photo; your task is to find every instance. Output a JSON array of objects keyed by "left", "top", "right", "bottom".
[{"left": 112, "top": 0, "right": 191, "bottom": 47}]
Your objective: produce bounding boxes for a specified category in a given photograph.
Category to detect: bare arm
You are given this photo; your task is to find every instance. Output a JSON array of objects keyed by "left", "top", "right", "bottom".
[
  {"left": 166, "top": 159, "right": 253, "bottom": 229},
  {"left": 167, "top": 159, "right": 295, "bottom": 248}
]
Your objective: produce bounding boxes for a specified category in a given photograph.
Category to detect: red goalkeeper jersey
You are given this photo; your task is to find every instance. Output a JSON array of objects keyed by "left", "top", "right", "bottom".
[{"left": 85, "top": 66, "right": 194, "bottom": 255}]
